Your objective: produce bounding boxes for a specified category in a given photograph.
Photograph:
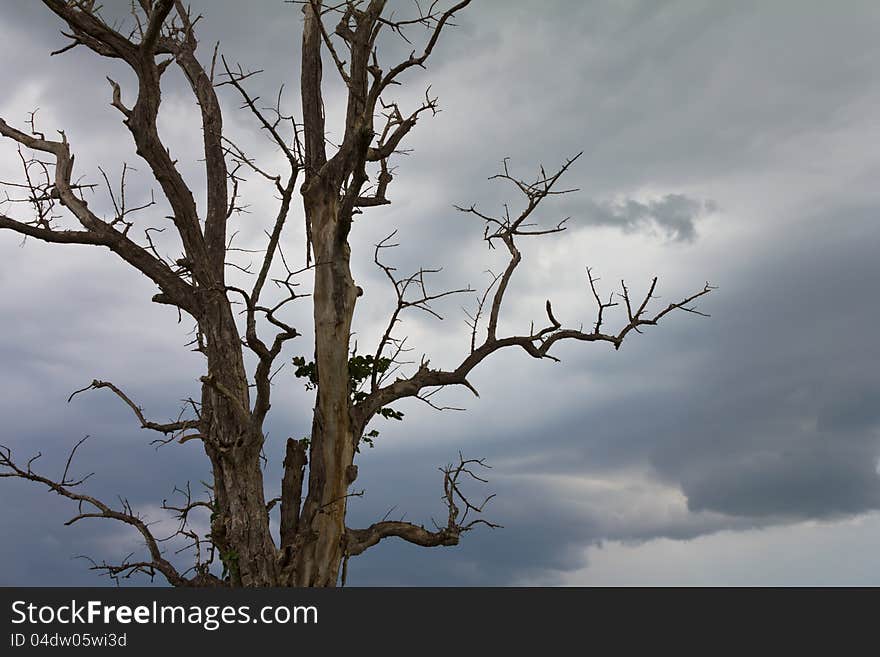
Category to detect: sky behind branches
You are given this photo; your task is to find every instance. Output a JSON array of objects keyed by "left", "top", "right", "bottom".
[{"left": 1, "top": 0, "right": 879, "bottom": 586}]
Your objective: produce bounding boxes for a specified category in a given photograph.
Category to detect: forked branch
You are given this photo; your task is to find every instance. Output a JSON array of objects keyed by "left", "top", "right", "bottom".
[
  {"left": 369, "top": 231, "right": 473, "bottom": 392},
  {"left": 0, "top": 439, "right": 187, "bottom": 587},
  {"left": 354, "top": 155, "right": 714, "bottom": 426},
  {"left": 0, "top": 116, "right": 197, "bottom": 315},
  {"left": 68, "top": 380, "right": 201, "bottom": 442},
  {"left": 344, "top": 453, "right": 498, "bottom": 558}
]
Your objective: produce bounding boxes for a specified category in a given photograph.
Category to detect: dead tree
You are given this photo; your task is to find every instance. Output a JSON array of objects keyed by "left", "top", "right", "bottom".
[{"left": 0, "top": 0, "right": 712, "bottom": 587}]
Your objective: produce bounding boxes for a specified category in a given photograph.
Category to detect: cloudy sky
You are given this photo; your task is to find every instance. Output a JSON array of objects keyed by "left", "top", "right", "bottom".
[{"left": 1, "top": 0, "right": 879, "bottom": 586}]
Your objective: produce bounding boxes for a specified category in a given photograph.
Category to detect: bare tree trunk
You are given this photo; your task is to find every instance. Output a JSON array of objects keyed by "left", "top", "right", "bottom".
[
  {"left": 291, "top": 184, "right": 358, "bottom": 587},
  {"left": 200, "top": 294, "right": 278, "bottom": 587}
]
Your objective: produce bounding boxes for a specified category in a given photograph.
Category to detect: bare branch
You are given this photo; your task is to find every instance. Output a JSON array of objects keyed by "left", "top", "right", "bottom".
[
  {"left": 218, "top": 57, "right": 303, "bottom": 171},
  {"left": 344, "top": 452, "right": 498, "bottom": 557},
  {"left": 369, "top": 231, "right": 473, "bottom": 393},
  {"left": 0, "top": 441, "right": 187, "bottom": 587},
  {"left": 365, "top": 89, "right": 439, "bottom": 162},
  {"left": 377, "top": 1, "right": 473, "bottom": 93},
  {"left": 68, "top": 379, "right": 200, "bottom": 440},
  {"left": 355, "top": 155, "right": 714, "bottom": 426},
  {"left": 0, "top": 116, "right": 199, "bottom": 316}
]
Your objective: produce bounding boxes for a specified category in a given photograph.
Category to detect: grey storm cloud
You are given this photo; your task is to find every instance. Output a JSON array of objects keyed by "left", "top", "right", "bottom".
[
  {"left": 583, "top": 194, "right": 716, "bottom": 241},
  {"left": 2, "top": 0, "right": 880, "bottom": 586}
]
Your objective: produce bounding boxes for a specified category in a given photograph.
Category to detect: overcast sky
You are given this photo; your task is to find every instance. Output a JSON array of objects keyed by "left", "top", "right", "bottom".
[{"left": 1, "top": 0, "right": 879, "bottom": 586}]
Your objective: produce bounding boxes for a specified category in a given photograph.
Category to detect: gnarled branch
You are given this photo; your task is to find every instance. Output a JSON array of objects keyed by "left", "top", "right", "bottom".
[
  {"left": 354, "top": 155, "right": 714, "bottom": 427},
  {"left": 0, "top": 439, "right": 187, "bottom": 587},
  {"left": 344, "top": 453, "right": 498, "bottom": 559},
  {"left": 68, "top": 379, "right": 200, "bottom": 441},
  {"left": 0, "top": 116, "right": 199, "bottom": 315}
]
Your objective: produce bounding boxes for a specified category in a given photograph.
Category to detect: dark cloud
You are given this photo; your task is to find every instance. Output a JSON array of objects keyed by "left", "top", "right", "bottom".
[
  {"left": 683, "top": 446, "right": 880, "bottom": 518},
  {"left": 583, "top": 194, "right": 715, "bottom": 241}
]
